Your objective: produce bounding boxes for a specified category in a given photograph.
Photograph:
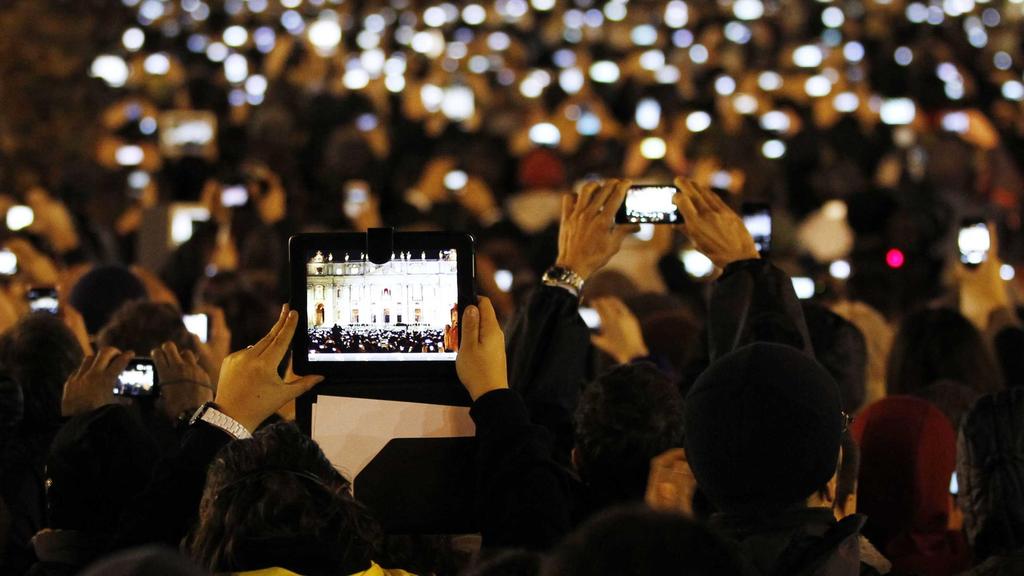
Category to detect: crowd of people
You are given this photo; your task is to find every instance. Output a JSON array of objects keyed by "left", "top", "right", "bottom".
[
  {"left": 2, "top": 0, "right": 1024, "bottom": 575},
  {"left": 308, "top": 325, "right": 449, "bottom": 355}
]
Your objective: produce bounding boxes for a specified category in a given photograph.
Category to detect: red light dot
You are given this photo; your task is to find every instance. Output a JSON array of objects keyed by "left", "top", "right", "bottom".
[{"left": 886, "top": 248, "right": 905, "bottom": 269}]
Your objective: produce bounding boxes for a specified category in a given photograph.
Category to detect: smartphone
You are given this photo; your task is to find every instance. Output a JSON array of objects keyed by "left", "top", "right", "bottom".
[
  {"left": 615, "top": 185, "right": 682, "bottom": 224},
  {"left": 941, "top": 111, "right": 969, "bottom": 134},
  {"left": 221, "top": 184, "right": 249, "bottom": 208},
  {"left": 27, "top": 287, "right": 59, "bottom": 315},
  {"left": 114, "top": 358, "right": 158, "bottom": 397},
  {"left": 792, "top": 276, "right": 816, "bottom": 300},
  {"left": 742, "top": 203, "right": 772, "bottom": 256},
  {"left": 183, "top": 313, "right": 210, "bottom": 343},
  {"left": 958, "top": 219, "right": 990, "bottom": 268},
  {"left": 0, "top": 249, "right": 17, "bottom": 276},
  {"left": 579, "top": 307, "right": 602, "bottom": 331},
  {"left": 168, "top": 203, "right": 211, "bottom": 246},
  {"left": 343, "top": 181, "right": 370, "bottom": 219},
  {"left": 158, "top": 110, "right": 217, "bottom": 159},
  {"left": 950, "top": 471, "right": 959, "bottom": 496}
]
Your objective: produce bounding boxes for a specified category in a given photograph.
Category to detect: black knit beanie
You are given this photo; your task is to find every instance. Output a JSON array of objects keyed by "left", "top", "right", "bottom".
[{"left": 684, "top": 342, "right": 843, "bottom": 513}]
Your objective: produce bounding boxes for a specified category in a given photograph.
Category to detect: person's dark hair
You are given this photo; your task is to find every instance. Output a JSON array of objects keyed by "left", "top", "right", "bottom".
[
  {"left": 803, "top": 304, "right": 869, "bottom": 413},
  {"left": 574, "top": 363, "right": 684, "bottom": 506},
  {"left": 957, "top": 387, "right": 1024, "bottom": 562},
  {"left": 836, "top": 430, "right": 860, "bottom": 514},
  {"left": 68, "top": 265, "right": 148, "bottom": 334},
  {"left": 543, "top": 506, "right": 744, "bottom": 576},
  {"left": 188, "top": 423, "right": 382, "bottom": 574},
  {"left": 194, "top": 271, "right": 280, "bottom": 351},
  {"left": 464, "top": 550, "right": 543, "bottom": 576},
  {"left": 97, "top": 301, "right": 196, "bottom": 356},
  {"left": 0, "top": 313, "right": 83, "bottom": 431},
  {"left": 45, "top": 405, "right": 158, "bottom": 533},
  {"left": 887, "top": 308, "right": 1002, "bottom": 396}
]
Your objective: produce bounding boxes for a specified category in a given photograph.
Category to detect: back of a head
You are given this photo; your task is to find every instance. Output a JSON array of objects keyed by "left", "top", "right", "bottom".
[
  {"left": 544, "top": 506, "right": 744, "bottom": 576},
  {"left": 887, "top": 308, "right": 1002, "bottom": 397},
  {"left": 98, "top": 301, "right": 196, "bottom": 356},
  {"left": 69, "top": 265, "right": 148, "bottom": 335},
  {"left": 80, "top": 545, "right": 207, "bottom": 576},
  {"left": 958, "top": 388, "right": 1024, "bottom": 562},
  {"left": 684, "top": 343, "right": 843, "bottom": 514},
  {"left": 0, "top": 313, "right": 83, "bottom": 431},
  {"left": 830, "top": 299, "right": 894, "bottom": 408},
  {"left": 574, "top": 363, "right": 684, "bottom": 506},
  {"left": 46, "top": 405, "right": 158, "bottom": 533},
  {"left": 190, "top": 423, "right": 381, "bottom": 574},
  {"left": 851, "top": 396, "right": 956, "bottom": 550},
  {"left": 803, "top": 303, "right": 869, "bottom": 413}
]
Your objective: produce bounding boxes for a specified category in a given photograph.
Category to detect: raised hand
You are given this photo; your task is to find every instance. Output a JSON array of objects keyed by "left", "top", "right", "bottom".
[
  {"left": 555, "top": 179, "right": 639, "bottom": 281},
  {"left": 455, "top": 297, "right": 508, "bottom": 401},
  {"left": 153, "top": 341, "right": 213, "bottom": 423},
  {"left": 591, "top": 297, "right": 649, "bottom": 364},
  {"left": 645, "top": 448, "right": 697, "bottom": 518},
  {"left": 673, "top": 178, "right": 759, "bottom": 270},
  {"left": 62, "top": 348, "right": 133, "bottom": 417},
  {"left": 214, "top": 304, "right": 324, "bottom": 433}
]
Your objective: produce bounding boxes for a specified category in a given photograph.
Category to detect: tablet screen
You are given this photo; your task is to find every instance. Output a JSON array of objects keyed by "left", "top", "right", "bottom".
[{"left": 304, "top": 248, "right": 461, "bottom": 362}]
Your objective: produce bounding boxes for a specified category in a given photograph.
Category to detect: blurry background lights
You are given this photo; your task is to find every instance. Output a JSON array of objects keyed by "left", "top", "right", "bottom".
[
  {"left": 631, "top": 24, "right": 658, "bottom": 46},
  {"left": 494, "top": 269, "right": 514, "bottom": 292},
  {"left": 206, "top": 42, "right": 228, "bottom": 62},
  {"left": 640, "top": 136, "right": 667, "bottom": 160},
  {"left": 1002, "top": 80, "right": 1024, "bottom": 101},
  {"left": 635, "top": 98, "right": 661, "bottom": 130},
  {"left": 833, "top": 92, "right": 860, "bottom": 112},
  {"left": 804, "top": 75, "right": 832, "bottom": 97},
  {"left": 443, "top": 170, "right": 468, "bottom": 191},
  {"left": 689, "top": 44, "right": 709, "bottom": 64},
  {"left": 528, "top": 122, "right": 561, "bottom": 146},
  {"left": 733, "top": 94, "right": 758, "bottom": 115},
  {"left": 762, "top": 139, "right": 786, "bottom": 159},
  {"left": 880, "top": 98, "right": 916, "bottom": 125},
  {"left": 90, "top": 55, "right": 129, "bottom": 87},
  {"left": 732, "top": 0, "right": 764, "bottom": 20},
  {"left": 589, "top": 61, "right": 620, "bottom": 83},
  {"left": 115, "top": 145, "right": 144, "bottom": 166},
  {"left": 793, "top": 45, "right": 823, "bottom": 68},
  {"left": 223, "top": 25, "right": 248, "bottom": 48},
  {"left": 792, "top": 277, "right": 816, "bottom": 300},
  {"left": 604, "top": 1, "right": 627, "bottom": 21},
  {"left": 829, "top": 260, "right": 852, "bottom": 280},
  {"left": 531, "top": 0, "right": 556, "bottom": 11},
  {"left": 682, "top": 249, "right": 715, "bottom": 278},
  {"left": 462, "top": 4, "right": 486, "bottom": 25},
  {"left": 1000, "top": 264, "right": 1016, "bottom": 281},
  {"left": 823, "top": 200, "right": 847, "bottom": 220},
  {"left": 886, "top": 248, "right": 905, "bottom": 269},
  {"left": 760, "top": 110, "right": 790, "bottom": 132},
  {"left": 559, "top": 68, "right": 584, "bottom": 93},
  {"left": 143, "top": 53, "right": 170, "bottom": 75},
  {"left": 122, "top": 27, "right": 145, "bottom": 51},
  {"left": 6, "top": 206, "right": 34, "bottom": 232},
  {"left": 822, "top": 6, "right": 845, "bottom": 27},
  {"left": 308, "top": 17, "right": 342, "bottom": 52},
  {"left": 223, "top": 54, "right": 248, "bottom": 84},
  {"left": 758, "top": 71, "right": 782, "bottom": 91},
  {"left": 843, "top": 41, "right": 865, "bottom": 62},
  {"left": 894, "top": 46, "right": 914, "bottom": 66},
  {"left": 664, "top": 1, "right": 688, "bottom": 27},
  {"left": 714, "top": 75, "right": 736, "bottom": 96},
  {"left": 686, "top": 111, "right": 712, "bottom": 132}
]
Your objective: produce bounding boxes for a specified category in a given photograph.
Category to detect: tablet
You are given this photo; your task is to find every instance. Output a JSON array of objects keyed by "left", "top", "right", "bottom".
[{"left": 289, "top": 232, "right": 476, "bottom": 380}]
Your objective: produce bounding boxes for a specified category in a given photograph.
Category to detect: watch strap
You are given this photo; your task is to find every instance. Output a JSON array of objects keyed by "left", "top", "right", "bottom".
[{"left": 190, "top": 402, "right": 253, "bottom": 440}]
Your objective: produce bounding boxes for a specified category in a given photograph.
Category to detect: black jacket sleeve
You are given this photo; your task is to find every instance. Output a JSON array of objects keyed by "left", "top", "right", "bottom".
[
  {"left": 114, "top": 423, "right": 233, "bottom": 549},
  {"left": 708, "top": 259, "right": 813, "bottom": 362},
  {"left": 471, "top": 389, "right": 573, "bottom": 551},
  {"left": 504, "top": 285, "right": 591, "bottom": 462}
]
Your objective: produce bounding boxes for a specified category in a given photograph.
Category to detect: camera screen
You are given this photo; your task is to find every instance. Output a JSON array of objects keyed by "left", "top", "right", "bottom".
[
  {"left": 28, "top": 289, "right": 58, "bottom": 315},
  {"left": 617, "top": 186, "right": 681, "bottom": 224},
  {"left": 305, "top": 249, "right": 461, "bottom": 362},
  {"left": 958, "top": 222, "right": 990, "bottom": 265},
  {"left": 183, "top": 313, "right": 209, "bottom": 343},
  {"left": 115, "top": 359, "right": 157, "bottom": 397},
  {"left": 743, "top": 209, "right": 772, "bottom": 254}
]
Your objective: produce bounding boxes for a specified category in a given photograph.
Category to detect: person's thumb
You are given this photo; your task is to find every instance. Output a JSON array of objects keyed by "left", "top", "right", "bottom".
[
  {"left": 462, "top": 305, "right": 480, "bottom": 345},
  {"left": 591, "top": 333, "right": 613, "bottom": 355},
  {"left": 287, "top": 375, "right": 324, "bottom": 395}
]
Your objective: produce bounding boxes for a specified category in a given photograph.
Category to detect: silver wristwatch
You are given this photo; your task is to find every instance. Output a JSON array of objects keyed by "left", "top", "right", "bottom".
[
  {"left": 542, "top": 266, "right": 585, "bottom": 297},
  {"left": 190, "top": 402, "right": 253, "bottom": 440}
]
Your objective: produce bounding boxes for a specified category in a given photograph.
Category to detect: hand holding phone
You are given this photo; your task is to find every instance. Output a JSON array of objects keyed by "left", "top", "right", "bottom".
[
  {"left": 62, "top": 348, "right": 134, "bottom": 416},
  {"left": 742, "top": 203, "right": 772, "bottom": 256}
]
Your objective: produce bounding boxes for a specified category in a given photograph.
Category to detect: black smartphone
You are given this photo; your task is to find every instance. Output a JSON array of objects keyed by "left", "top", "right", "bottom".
[
  {"left": 27, "top": 287, "right": 59, "bottom": 315},
  {"left": 742, "top": 203, "right": 772, "bottom": 256},
  {"left": 958, "top": 219, "right": 990, "bottom": 268},
  {"left": 114, "top": 358, "right": 158, "bottom": 397},
  {"left": 615, "top": 185, "right": 682, "bottom": 224},
  {"left": 183, "top": 313, "right": 210, "bottom": 343}
]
